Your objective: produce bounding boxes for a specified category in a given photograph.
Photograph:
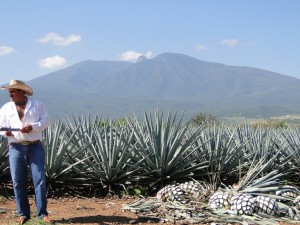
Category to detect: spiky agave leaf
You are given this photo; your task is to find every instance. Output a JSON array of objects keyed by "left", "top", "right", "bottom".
[
  {"left": 235, "top": 124, "right": 292, "bottom": 182},
  {"left": 274, "top": 126, "right": 300, "bottom": 182},
  {"left": 236, "top": 151, "right": 287, "bottom": 196},
  {"left": 192, "top": 124, "right": 250, "bottom": 190},
  {"left": 126, "top": 109, "right": 209, "bottom": 186},
  {"left": 0, "top": 136, "right": 9, "bottom": 181},
  {"left": 43, "top": 120, "right": 92, "bottom": 188},
  {"left": 76, "top": 119, "right": 144, "bottom": 188},
  {"left": 276, "top": 185, "right": 300, "bottom": 199}
]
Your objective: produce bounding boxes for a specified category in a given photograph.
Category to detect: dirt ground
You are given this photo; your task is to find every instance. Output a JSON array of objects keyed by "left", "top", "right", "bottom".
[
  {"left": 1, "top": 197, "right": 300, "bottom": 225},
  {"left": 0, "top": 196, "right": 150, "bottom": 225}
]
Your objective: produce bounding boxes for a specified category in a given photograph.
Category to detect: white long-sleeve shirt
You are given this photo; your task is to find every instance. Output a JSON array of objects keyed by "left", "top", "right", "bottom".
[{"left": 0, "top": 98, "right": 50, "bottom": 144}]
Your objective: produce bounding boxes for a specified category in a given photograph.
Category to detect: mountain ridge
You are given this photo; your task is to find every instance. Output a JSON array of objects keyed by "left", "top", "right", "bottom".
[{"left": 0, "top": 52, "right": 299, "bottom": 119}]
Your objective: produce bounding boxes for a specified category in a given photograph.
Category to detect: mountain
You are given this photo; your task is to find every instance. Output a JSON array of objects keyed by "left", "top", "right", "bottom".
[{"left": 1, "top": 52, "right": 300, "bottom": 119}]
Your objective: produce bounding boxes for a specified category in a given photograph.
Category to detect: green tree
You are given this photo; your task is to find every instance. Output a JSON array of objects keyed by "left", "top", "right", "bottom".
[{"left": 191, "top": 113, "right": 218, "bottom": 126}]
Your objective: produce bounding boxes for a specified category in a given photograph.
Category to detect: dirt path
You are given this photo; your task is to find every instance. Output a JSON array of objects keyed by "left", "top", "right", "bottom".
[{"left": 0, "top": 197, "right": 145, "bottom": 225}]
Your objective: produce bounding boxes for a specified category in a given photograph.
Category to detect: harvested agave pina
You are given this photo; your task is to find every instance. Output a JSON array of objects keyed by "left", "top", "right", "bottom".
[
  {"left": 230, "top": 193, "right": 256, "bottom": 215},
  {"left": 156, "top": 184, "right": 188, "bottom": 203},
  {"left": 293, "top": 195, "right": 300, "bottom": 209},
  {"left": 178, "top": 181, "right": 203, "bottom": 198},
  {"left": 208, "top": 191, "right": 232, "bottom": 209},
  {"left": 254, "top": 196, "right": 279, "bottom": 216},
  {"left": 276, "top": 185, "right": 300, "bottom": 199}
]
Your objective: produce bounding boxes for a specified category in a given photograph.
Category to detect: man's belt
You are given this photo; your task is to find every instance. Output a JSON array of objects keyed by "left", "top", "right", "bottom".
[{"left": 11, "top": 140, "right": 40, "bottom": 146}]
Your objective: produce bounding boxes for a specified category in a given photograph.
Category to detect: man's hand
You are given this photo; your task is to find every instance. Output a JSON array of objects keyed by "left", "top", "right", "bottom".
[
  {"left": 5, "top": 130, "right": 14, "bottom": 137},
  {"left": 20, "top": 125, "right": 33, "bottom": 133}
]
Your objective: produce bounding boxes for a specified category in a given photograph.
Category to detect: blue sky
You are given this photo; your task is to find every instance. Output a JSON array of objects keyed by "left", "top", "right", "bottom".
[{"left": 0, "top": 0, "right": 299, "bottom": 85}]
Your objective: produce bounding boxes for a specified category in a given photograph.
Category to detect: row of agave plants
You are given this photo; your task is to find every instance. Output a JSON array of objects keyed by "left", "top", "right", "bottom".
[{"left": 0, "top": 109, "right": 300, "bottom": 197}]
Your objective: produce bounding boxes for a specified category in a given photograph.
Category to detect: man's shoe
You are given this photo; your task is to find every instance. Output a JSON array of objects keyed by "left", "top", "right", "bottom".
[
  {"left": 19, "top": 216, "right": 28, "bottom": 224},
  {"left": 43, "top": 216, "right": 53, "bottom": 224}
]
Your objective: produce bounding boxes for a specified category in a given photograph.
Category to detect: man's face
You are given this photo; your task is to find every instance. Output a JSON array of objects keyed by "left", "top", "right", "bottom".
[{"left": 9, "top": 89, "right": 25, "bottom": 102}]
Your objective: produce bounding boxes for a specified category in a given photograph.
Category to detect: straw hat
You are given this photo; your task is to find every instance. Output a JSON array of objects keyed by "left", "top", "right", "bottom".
[{"left": 1, "top": 80, "right": 33, "bottom": 96}]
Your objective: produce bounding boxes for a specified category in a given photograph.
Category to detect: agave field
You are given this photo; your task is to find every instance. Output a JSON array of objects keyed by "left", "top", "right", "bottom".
[{"left": 1, "top": 109, "right": 300, "bottom": 224}]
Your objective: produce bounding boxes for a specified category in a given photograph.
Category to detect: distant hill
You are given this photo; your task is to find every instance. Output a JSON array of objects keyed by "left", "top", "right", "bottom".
[{"left": 1, "top": 52, "right": 300, "bottom": 120}]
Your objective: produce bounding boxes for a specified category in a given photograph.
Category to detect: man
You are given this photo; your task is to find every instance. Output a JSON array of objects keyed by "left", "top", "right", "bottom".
[{"left": 0, "top": 80, "right": 52, "bottom": 224}]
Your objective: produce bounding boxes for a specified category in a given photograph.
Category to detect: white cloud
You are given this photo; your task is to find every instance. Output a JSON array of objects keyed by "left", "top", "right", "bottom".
[
  {"left": 196, "top": 44, "right": 206, "bottom": 50},
  {"left": 119, "top": 50, "right": 153, "bottom": 61},
  {"left": 221, "top": 39, "right": 238, "bottom": 47},
  {"left": 0, "top": 46, "right": 15, "bottom": 56},
  {"left": 38, "top": 55, "right": 67, "bottom": 69},
  {"left": 38, "top": 33, "right": 81, "bottom": 46}
]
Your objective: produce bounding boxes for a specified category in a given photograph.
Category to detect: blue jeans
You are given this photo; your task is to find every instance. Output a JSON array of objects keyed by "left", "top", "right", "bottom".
[{"left": 9, "top": 142, "right": 48, "bottom": 219}]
